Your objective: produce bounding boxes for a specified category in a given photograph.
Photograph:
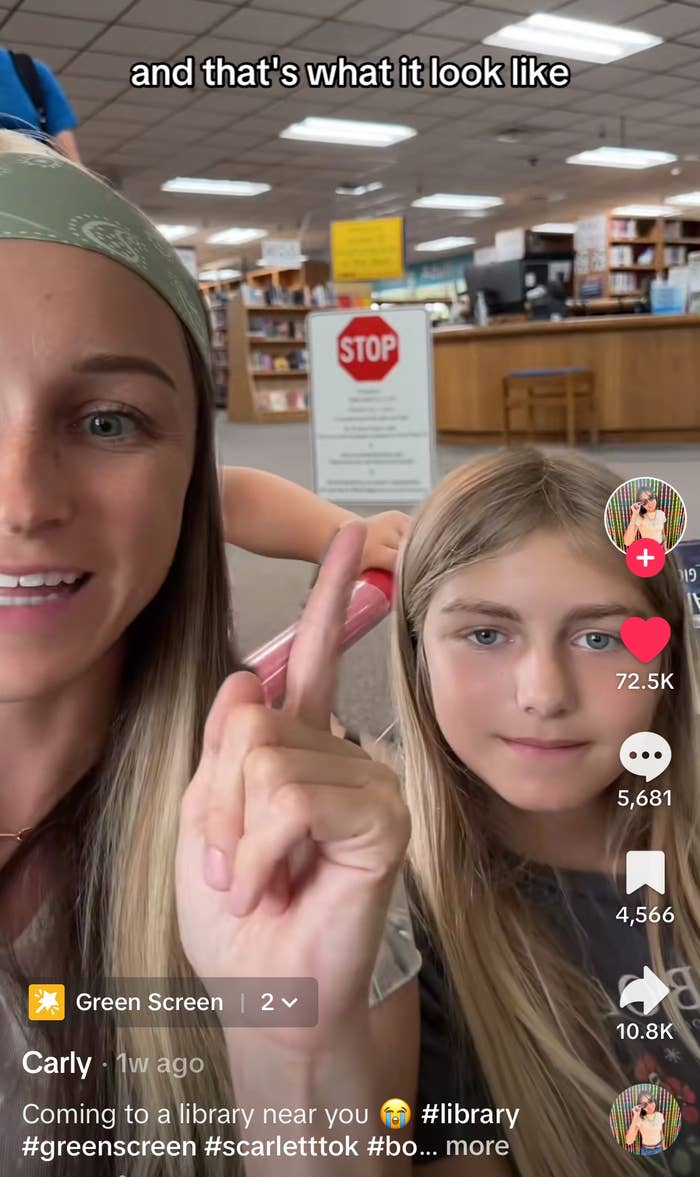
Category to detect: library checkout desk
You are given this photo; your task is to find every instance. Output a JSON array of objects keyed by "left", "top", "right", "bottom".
[{"left": 432, "top": 314, "right": 700, "bottom": 444}]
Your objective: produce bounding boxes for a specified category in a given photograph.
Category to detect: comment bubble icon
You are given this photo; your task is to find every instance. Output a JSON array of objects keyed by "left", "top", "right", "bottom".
[{"left": 619, "top": 732, "right": 671, "bottom": 783}]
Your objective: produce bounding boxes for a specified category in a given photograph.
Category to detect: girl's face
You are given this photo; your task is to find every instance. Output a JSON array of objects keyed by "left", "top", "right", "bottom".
[
  {"left": 422, "top": 530, "right": 661, "bottom": 814},
  {"left": 0, "top": 241, "right": 197, "bottom": 700}
]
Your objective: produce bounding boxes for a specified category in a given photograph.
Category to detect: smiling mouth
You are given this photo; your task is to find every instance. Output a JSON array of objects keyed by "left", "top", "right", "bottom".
[{"left": 0, "top": 573, "right": 92, "bottom": 605}]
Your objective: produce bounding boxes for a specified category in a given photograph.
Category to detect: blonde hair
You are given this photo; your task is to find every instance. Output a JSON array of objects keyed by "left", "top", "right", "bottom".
[
  {"left": 392, "top": 447, "right": 700, "bottom": 1177},
  {"left": 0, "top": 130, "right": 239, "bottom": 1175}
]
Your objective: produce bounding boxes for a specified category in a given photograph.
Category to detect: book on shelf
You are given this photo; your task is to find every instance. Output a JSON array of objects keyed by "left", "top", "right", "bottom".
[
  {"left": 248, "top": 314, "right": 305, "bottom": 340},
  {"left": 255, "top": 388, "right": 307, "bottom": 413},
  {"left": 609, "top": 218, "right": 638, "bottom": 240},
  {"left": 609, "top": 272, "right": 640, "bottom": 294},
  {"left": 241, "top": 281, "right": 334, "bottom": 309}
]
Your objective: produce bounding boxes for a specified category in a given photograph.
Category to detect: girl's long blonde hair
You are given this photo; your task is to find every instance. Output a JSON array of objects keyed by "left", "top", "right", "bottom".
[
  {"left": 392, "top": 447, "right": 700, "bottom": 1177},
  {"left": 0, "top": 129, "right": 240, "bottom": 1175}
]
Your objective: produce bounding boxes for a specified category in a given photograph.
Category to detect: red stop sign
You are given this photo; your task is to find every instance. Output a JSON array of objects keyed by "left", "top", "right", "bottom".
[{"left": 337, "top": 315, "right": 399, "bottom": 382}]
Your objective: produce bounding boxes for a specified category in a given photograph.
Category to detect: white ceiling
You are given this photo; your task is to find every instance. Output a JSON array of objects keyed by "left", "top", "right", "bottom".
[{"left": 5, "top": 0, "right": 700, "bottom": 267}]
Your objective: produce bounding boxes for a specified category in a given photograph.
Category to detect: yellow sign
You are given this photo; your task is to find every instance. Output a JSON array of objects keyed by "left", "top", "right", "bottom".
[
  {"left": 331, "top": 216, "right": 405, "bottom": 282},
  {"left": 28, "top": 983, "right": 65, "bottom": 1020}
]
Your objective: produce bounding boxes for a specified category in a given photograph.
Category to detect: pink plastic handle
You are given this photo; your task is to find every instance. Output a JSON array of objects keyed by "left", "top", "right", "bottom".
[{"left": 245, "top": 569, "right": 394, "bottom": 707}]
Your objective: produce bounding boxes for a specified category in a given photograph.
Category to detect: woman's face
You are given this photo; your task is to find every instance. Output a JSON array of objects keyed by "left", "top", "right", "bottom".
[
  {"left": 0, "top": 241, "right": 197, "bottom": 700},
  {"left": 422, "top": 530, "right": 660, "bottom": 814}
]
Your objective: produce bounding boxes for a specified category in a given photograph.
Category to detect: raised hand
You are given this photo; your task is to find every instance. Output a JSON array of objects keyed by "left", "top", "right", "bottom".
[{"left": 175, "top": 522, "right": 411, "bottom": 1052}]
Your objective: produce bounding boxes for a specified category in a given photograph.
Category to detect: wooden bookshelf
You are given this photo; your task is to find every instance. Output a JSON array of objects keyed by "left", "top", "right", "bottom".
[
  {"left": 222, "top": 261, "right": 335, "bottom": 423},
  {"left": 576, "top": 213, "right": 700, "bottom": 300}
]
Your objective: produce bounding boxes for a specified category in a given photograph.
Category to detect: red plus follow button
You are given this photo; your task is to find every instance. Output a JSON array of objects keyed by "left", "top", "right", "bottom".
[{"left": 626, "top": 538, "right": 665, "bottom": 578}]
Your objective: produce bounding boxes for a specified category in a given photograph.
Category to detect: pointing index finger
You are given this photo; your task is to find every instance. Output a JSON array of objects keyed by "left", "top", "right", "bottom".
[{"left": 282, "top": 521, "right": 366, "bottom": 730}]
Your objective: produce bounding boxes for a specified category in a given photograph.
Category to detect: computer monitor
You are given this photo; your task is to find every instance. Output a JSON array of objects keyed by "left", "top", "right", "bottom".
[{"left": 464, "top": 259, "right": 525, "bottom": 315}]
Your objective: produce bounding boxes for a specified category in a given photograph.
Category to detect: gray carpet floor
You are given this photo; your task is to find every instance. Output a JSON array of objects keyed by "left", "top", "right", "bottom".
[{"left": 217, "top": 414, "right": 700, "bottom": 736}]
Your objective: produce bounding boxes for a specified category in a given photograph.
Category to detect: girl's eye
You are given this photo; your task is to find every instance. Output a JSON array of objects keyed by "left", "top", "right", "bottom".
[
  {"left": 466, "top": 628, "right": 506, "bottom": 647},
  {"left": 574, "top": 631, "right": 621, "bottom": 651},
  {"left": 82, "top": 411, "right": 139, "bottom": 440}
]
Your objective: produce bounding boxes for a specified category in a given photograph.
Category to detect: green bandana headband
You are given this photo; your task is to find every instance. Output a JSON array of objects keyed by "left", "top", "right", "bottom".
[{"left": 0, "top": 150, "right": 210, "bottom": 366}]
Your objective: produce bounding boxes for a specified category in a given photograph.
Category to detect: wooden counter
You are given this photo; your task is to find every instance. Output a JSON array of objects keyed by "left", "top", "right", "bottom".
[{"left": 432, "top": 315, "right": 700, "bottom": 444}]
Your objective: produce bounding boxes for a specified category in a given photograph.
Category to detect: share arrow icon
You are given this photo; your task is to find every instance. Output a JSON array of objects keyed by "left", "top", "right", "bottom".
[{"left": 620, "top": 967, "right": 670, "bottom": 1016}]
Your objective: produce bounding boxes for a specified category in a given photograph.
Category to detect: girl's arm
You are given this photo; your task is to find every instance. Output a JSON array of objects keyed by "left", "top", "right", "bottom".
[
  {"left": 623, "top": 504, "right": 642, "bottom": 548},
  {"left": 624, "top": 1110, "right": 641, "bottom": 1146},
  {"left": 221, "top": 466, "right": 356, "bottom": 562},
  {"left": 221, "top": 466, "right": 412, "bottom": 571}
]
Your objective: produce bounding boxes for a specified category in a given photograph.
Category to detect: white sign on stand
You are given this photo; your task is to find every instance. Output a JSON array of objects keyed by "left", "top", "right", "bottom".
[{"left": 307, "top": 307, "right": 435, "bottom": 506}]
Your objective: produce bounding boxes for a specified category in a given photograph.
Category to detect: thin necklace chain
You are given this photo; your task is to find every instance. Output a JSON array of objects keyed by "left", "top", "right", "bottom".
[{"left": 0, "top": 827, "right": 34, "bottom": 841}]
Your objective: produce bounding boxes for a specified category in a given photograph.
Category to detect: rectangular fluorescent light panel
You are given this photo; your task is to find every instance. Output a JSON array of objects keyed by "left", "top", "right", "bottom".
[
  {"left": 335, "top": 182, "right": 384, "bottom": 195},
  {"left": 162, "top": 177, "right": 270, "bottom": 196},
  {"left": 280, "top": 117, "right": 415, "bottom": 147},
  {"left": 532, "top": 223, "right": 576, "bottom": 234},
  {"left": 484, "top": 14, "right": 663, "bottom": 64},
  {"left": 567, "top": 147, "right": 676, "bottom": 169},
  {"left": 155, "top": 223, "right": 197, "bottom": 242},
  {"left": 413, "top": 193, "right": 503, "bottom": 210},
  {"left": 415, "top": 236, "right": 476, "bottom": 251},
  {"left": 613, "top": 204, "right": 677, "bottom": 217},
  {"left": 206, "top": 228, "right": 268, "bottom": 245},
  {"left": 667, "top": 191, "right": 700, "bottom": 207}
]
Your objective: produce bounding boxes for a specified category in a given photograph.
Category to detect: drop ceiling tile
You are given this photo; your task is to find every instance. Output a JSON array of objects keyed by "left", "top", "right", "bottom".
[
  {"left": 63, "top": 51, "right": 136, "bottom": 79},
  {"left": 341, "top": 0, "right": 454, "bottom": 29},
  {"left": 90, "top": 25, "right": 193, "bottom": 58},
  {"left": 572, "top": 91, "right": 651, "bottom": 113},
  {"left": 625, "top": 3, "right": 700, "bottom": 35},
  {"left": 20, "top": 46, "right": 77, "bottom": 72},
  {"left": 20, "top": 0, "right": 125, "bottom": 17},
  {"left": 555, "top": 0, "right": 671, "bottom": 17},
  {"left": 184, "top": 35, "right": 269, "bottom": 62},
  {"left": 295, "top": 21, "right": 394, "bottom": 53},
  {"left": 377, "top": 32, "right": 472, "bottom": 59},
  {"left": 250, "top": 0, "right": 355, "bottom": 14},
  {"left": 474, "top": 0, "right": 565, "bottom": 9},
  {"left": 70, "top": 97, "right": 105, "bottom": 119},
  {"left": 620, "top": 72, "right": 694, "bottom": 96},
  {"left": 421, "top": 5, "right": 528, "bottom": 39},
  {"left": 671, "top": 57, "right": 700, "bottom": 77},
  {"left": 100, "top": 101, "right": 171, "bottom": 124},
  {"left": 122, "top": 0, "right": 232, "bottom": 32},
  {"left": 1, "top": 12, "right": 104, "bottom": 48},
  {"left": 58, "top": 74, "right": 126, "bottom": 100},
  {"left": 574, "top": 64, "right": 653, "bottom": 91},
  {"left": 629, "top": 42, "right": 700, "bottom": 70},
  {"left": 661, "top": 106, "right": 700, "bottom": 124},
  {"left": 215, "top": 7, "right": 320, "bottom": 42}
]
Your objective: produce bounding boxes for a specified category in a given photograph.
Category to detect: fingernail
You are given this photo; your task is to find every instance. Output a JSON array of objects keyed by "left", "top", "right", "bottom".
[{"left": 204, "top": 846, "right": 231, "bottom": 891}]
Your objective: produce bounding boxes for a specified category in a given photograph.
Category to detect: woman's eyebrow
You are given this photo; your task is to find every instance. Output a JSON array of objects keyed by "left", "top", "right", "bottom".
[{"left": 73, "top": 353, "right": 177, "bottom": 392}]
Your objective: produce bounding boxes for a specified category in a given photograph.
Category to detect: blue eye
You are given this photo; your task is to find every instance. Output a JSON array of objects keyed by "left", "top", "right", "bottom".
[
  {"left": 467, "top": 628, "right": 505, "bottom": 647},
  {"left": 83, "top": 412, "right": 138, "bottom": 440},
  {"left": 574, "top": 632, "right": 620, "bottom": 651}
]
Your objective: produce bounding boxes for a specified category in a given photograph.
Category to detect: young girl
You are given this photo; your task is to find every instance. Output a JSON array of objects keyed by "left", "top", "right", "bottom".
[{"left": 391, "top": 446, "right": 700, "bottom": 1176}]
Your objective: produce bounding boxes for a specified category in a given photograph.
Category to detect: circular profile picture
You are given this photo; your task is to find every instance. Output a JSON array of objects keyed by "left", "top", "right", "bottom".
[
  {"left": 609, "top": 1082, "right": 682, "bottom": 1158},
  {"left": 605, "top": 477, "right": 687, "bottom": 554}
]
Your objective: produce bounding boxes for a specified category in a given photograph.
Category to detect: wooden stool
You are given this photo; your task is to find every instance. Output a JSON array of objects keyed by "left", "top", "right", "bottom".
[{"left": 502, "top": 367, "right": 598, "bottom": 447}]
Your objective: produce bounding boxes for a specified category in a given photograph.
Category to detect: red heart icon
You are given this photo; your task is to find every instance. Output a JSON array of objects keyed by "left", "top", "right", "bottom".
[{"left": 620, "top": 617, "right": 671, "bottom": 664}]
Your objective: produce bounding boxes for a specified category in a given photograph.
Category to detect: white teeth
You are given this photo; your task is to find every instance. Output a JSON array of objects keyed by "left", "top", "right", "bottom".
[
  {"left": 0, "top": 571, "right": 82, "bottom": 588},
  {"left": 0, "top": 593, "right": 64, "bottom": 606}
]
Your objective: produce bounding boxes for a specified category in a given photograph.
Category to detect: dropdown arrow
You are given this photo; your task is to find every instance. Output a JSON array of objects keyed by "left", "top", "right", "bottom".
[{"left": 282, "top": 997, "right": 299, "bottom": 1008}]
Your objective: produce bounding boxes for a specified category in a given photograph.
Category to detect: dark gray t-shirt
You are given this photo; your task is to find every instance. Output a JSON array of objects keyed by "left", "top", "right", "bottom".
[{"left": 413, "top": 863, "right": 700, "bottom": 1173}]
